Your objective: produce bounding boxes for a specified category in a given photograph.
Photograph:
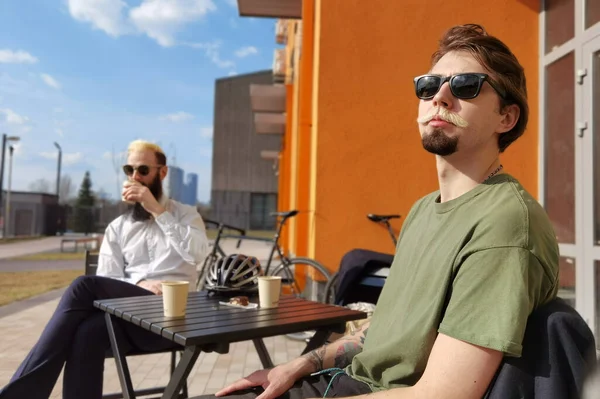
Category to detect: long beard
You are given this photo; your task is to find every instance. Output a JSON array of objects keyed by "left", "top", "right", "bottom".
[
  {"left": 421, "top": 128, "right": 459, "bottom": 156},
  {"left": 126, "top": 174, "right": 163, "bottom": 222}
]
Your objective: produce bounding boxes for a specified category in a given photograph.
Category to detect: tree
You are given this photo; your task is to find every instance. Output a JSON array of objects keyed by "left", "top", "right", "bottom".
[
  {"left": 28, "top": 178, "right": 52, "bottom": 193},
  {"left": 73, "top": 171, "right": 96, "bottom": 234}
]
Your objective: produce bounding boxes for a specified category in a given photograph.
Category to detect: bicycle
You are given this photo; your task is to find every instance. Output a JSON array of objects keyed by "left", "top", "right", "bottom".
[
  {"left": 197, "top": 210, "right": 332, "bottom": 303},
  {"left": 324, "top": 213, "right": 400, "bottom": 304}
]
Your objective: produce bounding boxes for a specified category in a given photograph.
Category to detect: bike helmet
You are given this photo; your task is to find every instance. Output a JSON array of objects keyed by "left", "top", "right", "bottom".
[{"left": 205, "top": 254, "right": 262, "bottom": 295}]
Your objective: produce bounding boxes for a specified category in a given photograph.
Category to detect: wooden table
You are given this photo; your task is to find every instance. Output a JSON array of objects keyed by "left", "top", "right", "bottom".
[{"left": 94, "top": 292, "right": 367, "bottom": 399}]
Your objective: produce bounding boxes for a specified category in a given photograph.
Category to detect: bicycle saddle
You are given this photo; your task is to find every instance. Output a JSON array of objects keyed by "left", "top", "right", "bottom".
[{"left": 367, "top": 214, "right": 401, "bottom": 222}]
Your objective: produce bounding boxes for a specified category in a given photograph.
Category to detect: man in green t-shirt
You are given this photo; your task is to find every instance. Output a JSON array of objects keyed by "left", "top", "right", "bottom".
[{"left": 206, "top": 23, "right": 559, "bottom": 399}]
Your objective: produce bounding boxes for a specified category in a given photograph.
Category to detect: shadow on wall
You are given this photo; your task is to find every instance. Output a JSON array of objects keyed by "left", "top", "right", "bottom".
[{"left": 516, "top": 0, "right": 539, "bottom": 13}]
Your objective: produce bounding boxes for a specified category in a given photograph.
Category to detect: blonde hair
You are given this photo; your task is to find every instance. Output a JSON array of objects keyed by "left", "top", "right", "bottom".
[{"left": 127, "top": 140, "right": 167, "bottom": 165}]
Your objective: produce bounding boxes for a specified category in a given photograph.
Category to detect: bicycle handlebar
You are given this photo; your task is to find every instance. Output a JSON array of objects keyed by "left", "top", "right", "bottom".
[{"left": 204, "top": 219, "right": 246, "bottom": 236}]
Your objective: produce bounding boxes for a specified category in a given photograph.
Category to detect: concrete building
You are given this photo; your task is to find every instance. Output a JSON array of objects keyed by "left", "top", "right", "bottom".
[
  {"left": 184, "top": 173, "right": 198, "bottom": 206},
  {"left": 210, "top": 70, "right": 281, "bottom": 230},
  {"left": 167, "top": 166, "right": 185, "bottom": 202},
  {"left": 1, "top": 191, "right": 62, "bottom": 236}
]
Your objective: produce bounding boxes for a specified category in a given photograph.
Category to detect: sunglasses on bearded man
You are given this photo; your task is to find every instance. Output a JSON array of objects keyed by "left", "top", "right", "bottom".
[
  {"left": 413, "top": 73, "right": 507, "bottom": 100},
  {"left": 122, "top": 164, "right": 163, "bottom": 177}
]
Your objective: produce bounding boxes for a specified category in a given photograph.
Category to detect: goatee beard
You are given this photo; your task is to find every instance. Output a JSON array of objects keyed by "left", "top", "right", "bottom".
[
  {"left": 126, "top": 174, "right": 163, "bottom": 222},
  {"left": 421, "top": 128, "right": 459, "bottom": 156}
]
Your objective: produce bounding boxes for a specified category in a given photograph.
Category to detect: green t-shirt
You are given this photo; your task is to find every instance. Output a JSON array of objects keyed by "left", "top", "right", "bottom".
[{"left": 348, "top": 174, "right": 559, "bottom": 391}]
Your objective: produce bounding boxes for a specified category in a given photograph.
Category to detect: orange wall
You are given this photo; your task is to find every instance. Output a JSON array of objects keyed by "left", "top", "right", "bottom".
[
  {"left": 279, "top": 83, "right": 294, "bottom": 251},
  {"left": 294, "top": 0, "right": 315, "bottom": 259},
  {"left": 313, "top": 0, "right": 541, "bottom": 270}
]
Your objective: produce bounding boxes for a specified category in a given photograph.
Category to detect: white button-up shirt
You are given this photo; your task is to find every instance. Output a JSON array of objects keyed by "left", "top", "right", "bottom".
[{"left": 97, "top": 197, "right": 209, "bottom": 288}]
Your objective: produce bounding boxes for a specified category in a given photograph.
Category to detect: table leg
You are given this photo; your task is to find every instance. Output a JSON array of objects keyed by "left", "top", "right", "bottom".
[
  {"left": 252, "top": 339, "right": 274, "bottom": 368},
  {"left": 301, "top": 329, "right": 332, "bottom": 355},
  {"left": 105, "top": 313, "right": 136, "bottom": 399},
  {"left": 161, "top": 346, "right": 202, "bottom": 399}
]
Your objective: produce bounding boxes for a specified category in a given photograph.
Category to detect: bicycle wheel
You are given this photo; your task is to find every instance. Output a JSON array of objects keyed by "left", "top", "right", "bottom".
[{"left": 271, "top": 257, "right": 331, "bottom": 303}]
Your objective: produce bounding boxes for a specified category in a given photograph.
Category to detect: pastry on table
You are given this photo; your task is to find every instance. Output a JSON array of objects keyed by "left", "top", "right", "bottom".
[{"left": 229, "top": 296, "right": 249, "bottom": 306}]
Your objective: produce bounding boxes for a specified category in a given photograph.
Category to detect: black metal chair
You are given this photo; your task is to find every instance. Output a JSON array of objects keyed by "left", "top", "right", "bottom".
[{"left": 85, "top": 250, "right": 188, "bottom": 399}]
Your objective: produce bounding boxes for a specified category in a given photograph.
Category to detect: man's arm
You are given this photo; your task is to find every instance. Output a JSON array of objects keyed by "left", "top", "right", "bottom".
[
  {"left": 154, "top": 205, "right": 209, "bottom": 266},
  {"left": 215, "top": 321, "right": 370, "bottom": 399},
  {"left": 302, "top": 321, "right": 370, "bottom": 371},
  {"left": 123, "top": 183, "right": 209, "bottom": 265},
  {"left": 333, "top": 333, "right": 503, "bottom": 399}
]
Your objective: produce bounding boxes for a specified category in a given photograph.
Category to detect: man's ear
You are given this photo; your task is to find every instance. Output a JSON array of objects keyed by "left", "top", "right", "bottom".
[
  {"left": 160, "top": 165, "right": 168, "bottom": 180},
  {"left": 497, "top": 104, "right": 520, "bottom": 134}
]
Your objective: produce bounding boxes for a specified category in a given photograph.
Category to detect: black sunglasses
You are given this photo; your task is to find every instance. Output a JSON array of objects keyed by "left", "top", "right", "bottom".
[
  {"left": 122, "top": 164, "right": 162, "bottom": 177},
  {"left": 413, "top": 73, "right": 506, "bottom": 100}
]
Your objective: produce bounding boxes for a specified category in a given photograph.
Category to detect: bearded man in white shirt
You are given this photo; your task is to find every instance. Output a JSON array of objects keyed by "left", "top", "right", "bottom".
[{"left": 0, "top": 140, "right": 209, "bottom": 399}]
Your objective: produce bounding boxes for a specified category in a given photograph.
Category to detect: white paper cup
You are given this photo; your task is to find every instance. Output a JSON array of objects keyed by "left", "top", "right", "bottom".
[
  {"left": 258, "top": 276, "right": 282, "bottom": 308},
  {"left": 122, "top": 180, "right": 140, "bottom": 204},
  {"left": 161, "top": 281, "right": 189, "bottom": 317}
]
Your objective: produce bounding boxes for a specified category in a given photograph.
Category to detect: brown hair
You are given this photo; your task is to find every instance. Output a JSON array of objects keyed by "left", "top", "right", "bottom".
[{"left": 431, "top": 24, "right": 528, "bottom": 153}]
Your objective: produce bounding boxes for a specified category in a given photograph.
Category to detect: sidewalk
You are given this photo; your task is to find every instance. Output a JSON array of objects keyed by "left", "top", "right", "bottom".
[{"left": 0, "top": 236, "right": 65, "bottom": 259}]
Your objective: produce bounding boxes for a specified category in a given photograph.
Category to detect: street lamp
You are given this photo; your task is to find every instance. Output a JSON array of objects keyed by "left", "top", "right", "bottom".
[
  {"left": 54, "top": 142, "right": 62, "bottom": 199},
  {"left": 0, "top": 134, "right": 19, "bottom": 237}
]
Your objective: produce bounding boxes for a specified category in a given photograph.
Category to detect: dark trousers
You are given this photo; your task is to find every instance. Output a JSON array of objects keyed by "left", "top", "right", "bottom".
[
  {"left": 0, "top": 276, "right": 179, "bottom": 399},
  {"left": 197, "top": 373, "right": 372, "bottom": 399}
]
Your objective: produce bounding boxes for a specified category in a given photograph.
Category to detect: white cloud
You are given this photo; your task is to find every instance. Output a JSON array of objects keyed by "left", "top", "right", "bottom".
[
  {"left": 200, "top": 126, "right": 212, "bottom": 139},
  {"left": 67, "top": 0, "right": 132, "bottom": 37},
  {"left": 224, "top": 0, "right": 237, "bottom": 6},
  {"left": 11, "top": 143, "right": 23, "bottom": 156},
  {"left": 185, "top": 41, "right": 235, "bottom": 68},
  {"left": 160, "top": 111, "right": 195, "bottom": 123},
  {"left": 103, "top": 150, "right": 127, "bottom": 162},
  {"left": 235, "top": 46, "right": 258, "bottom": 58},
  {"left": 40, "top": 151, "right": 83, "bottom": 165},
  {"left": 0, "top": 49, "right": 38, "bottom": 64},
  {"left": 228, "top": 70, "right": 237, "bottom": 76},
  {"left": 41, "top": 74, "right": 61, "bottom": 90},
  {"left": 0, "top": 108, "right": 29, "bottom": 125},
  {"left": 55, "top": 128, "right": 64, "bottom": 137},
  {"left": 53, "top": 107, "right": 64, "bottom": 113},
  {"left": 130, "top": 0, "right": 216, "bottom": 47},
  {"left": 64, "top": 152, "right": 84, "bottom": 165}
]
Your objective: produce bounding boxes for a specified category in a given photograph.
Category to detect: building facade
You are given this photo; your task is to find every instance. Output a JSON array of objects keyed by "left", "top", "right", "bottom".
[
  {"left": 184, "top": 173, "right": 198, "bottom": 206},
  {"left": 1, "top": 191, "right": 62, "bottom": 236},
  {"left": 237, "top": 0, "right": 600, "bottom": 349},
  {"left": 167, "top": 166, "right": 184, "bottom": 202},
  {"left": 210, "top": 70, "right": 281, "bottom": 230}
]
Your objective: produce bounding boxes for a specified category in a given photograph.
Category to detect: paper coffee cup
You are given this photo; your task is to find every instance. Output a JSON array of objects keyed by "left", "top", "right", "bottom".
[
  {"left": 258, "top": 276, "right": 282, "bottom": 308},
  {"left": 161, "top": 281, "right": 189, "bottom": 317},
  {"left": 122, "top": 180, "right": 140, "bottom": 204}
]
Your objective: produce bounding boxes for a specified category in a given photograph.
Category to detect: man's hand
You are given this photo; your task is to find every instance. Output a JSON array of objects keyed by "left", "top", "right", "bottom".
[
  {"left": 122, "top": 183, "right": 165, "bottom": 217},
  {"left": 216, "top": 358, "right": 311, "bottom": 399},
  {"left": 137, "top": 280, "right": 163, "bottom": 295}
]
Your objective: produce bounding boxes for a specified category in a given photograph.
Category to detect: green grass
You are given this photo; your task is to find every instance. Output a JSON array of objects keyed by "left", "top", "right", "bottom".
[
  {"left": 0, "top": 269, "right": 83, "bottom": 306},
  {"left": 0, "top": 236, "right": 43, "bottom": 245}
]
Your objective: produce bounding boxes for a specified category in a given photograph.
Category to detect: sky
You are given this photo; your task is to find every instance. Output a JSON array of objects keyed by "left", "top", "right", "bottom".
[{"left": 0, "top": 0, "right": 275, "bottom": 203}]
